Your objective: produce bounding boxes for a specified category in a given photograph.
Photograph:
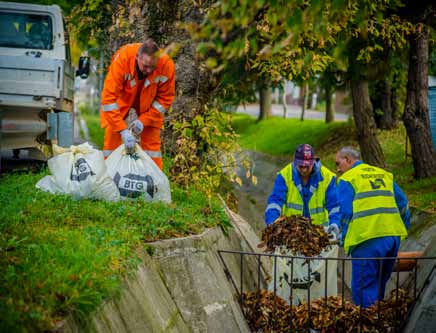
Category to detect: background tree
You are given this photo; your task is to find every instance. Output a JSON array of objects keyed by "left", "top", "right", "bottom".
[
  {"left": 258, "top": 80, "right": 272, "bottom": 121},
  {"left": 194, "top": 0, "right": 416, "bottom": 167},
  {"left": 400, "top": 2, "right": 436, "bottom": 178},
  {"left": 369, "top": 49, "right": 408, "bottom": 130},
  {"left": 318, "top": 65, "right": 346, "bottom": 123},
  {"left": 69, "top": 0, "right": 436, "bottom": 179}
]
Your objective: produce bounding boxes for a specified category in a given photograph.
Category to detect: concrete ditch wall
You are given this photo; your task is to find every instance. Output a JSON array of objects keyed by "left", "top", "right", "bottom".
[{"left": 60, "top": 208, "right": 267, "bottom": 333}]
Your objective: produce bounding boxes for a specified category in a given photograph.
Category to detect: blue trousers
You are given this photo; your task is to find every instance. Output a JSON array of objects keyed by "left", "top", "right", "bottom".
[{"left": 351, "top": 236, "right": 400, "bottom": 308}]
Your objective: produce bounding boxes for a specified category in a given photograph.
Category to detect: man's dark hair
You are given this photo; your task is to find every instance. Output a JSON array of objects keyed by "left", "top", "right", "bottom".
[{"left": 138, "top": 38, "right": 159, "bottom": 56}]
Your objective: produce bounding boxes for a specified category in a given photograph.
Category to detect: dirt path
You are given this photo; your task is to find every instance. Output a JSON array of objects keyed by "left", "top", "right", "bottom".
[{"left": 233, "top": 150, "right": 289, "bottom": 236}]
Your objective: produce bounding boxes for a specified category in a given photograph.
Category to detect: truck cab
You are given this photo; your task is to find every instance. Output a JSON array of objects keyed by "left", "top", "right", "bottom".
[{"left": 0, "top": 1, "right": 80, "bottom": 162}]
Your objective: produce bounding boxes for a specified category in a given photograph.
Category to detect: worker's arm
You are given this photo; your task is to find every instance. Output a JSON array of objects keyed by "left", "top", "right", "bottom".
[
  {"left": 264, "top": 173, "right": 287, "bottom": 226},
  {"left": 138, "top": 58, "right": 176, "bottom": 128},
  {"left": 337, "top": 179, "right": 355, "bottom": 242},
  {"left": 325, "top": 176, "right": 341, "bottom": 227},
  {"left": 393, "top": 182, "right": 410, "bottom": 230},
  {"left": 100, "top": 51, "right": 128, "bottom": 132}
]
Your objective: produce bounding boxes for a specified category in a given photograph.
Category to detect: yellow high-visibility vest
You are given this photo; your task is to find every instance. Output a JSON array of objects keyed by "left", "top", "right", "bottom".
[
  {"left": 341, "top": 163, "right": 407, "bottom": 253},
  {"left": 280, "top": 164, "right": 335, "bottom": 225}
]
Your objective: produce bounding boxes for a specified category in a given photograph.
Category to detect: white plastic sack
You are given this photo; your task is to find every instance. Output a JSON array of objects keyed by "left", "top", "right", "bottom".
[
  {"left": 268, "top": 227, "right": 339, "bottom": 305},
  {"left": 36, "top": 142, "right": 120, "bottom": 202},
  {"left": 105, "top": 144, "right": 171, "bottom": 203}
]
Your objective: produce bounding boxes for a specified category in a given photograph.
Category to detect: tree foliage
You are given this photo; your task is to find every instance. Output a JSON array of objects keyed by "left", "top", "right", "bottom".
[
  {"left": 69, "top": 0, "right": 436, "bottom": 179},
  {"left": 190, "top": 0, "right": 416, "bottom": 103},
  {"left": 191, "top": 0, "right": 434, "bottom": 170},
  {"left": 68, "top": 0, "right": 113, "bottom": 57}
]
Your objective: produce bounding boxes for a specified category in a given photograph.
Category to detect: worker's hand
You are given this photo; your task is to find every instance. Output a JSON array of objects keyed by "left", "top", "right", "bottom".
[
  {"left": 327, "top": 223, "right": 340, "bottom": 241},
  {"left": 130, "top": 119, "right": 144, "bottom": 135},
  {"left": 120, "top": 129, "right": 136, "bottom": 153}
]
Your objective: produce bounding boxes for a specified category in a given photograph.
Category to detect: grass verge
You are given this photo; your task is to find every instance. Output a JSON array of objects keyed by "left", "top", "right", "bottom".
[
  {"left": 78, "top": 104, "right": 104, "bottom": 149},
  {"left": 81, "top": 113, "right": 104, "bottom": 150},
  {"left": 232, "top": 113, "right": 436, "bottom": 213},
  {"left": 231, "top": 113, "right": 352, "bottom": 156},
  {"left": 0, "top": 170, "right": 229, "bottom": 331}
]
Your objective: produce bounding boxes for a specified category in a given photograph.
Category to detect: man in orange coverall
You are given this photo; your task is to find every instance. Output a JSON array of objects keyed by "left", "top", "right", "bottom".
[{"left": 100, "top": 38, "right": 176, "bottom": 169}]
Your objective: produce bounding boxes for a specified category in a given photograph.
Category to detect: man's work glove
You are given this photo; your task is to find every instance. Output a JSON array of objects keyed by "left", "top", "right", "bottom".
[
  {"left": 327, "top": 223, "right": 340, "bottom": 242},
  {"left": 130, "top": 119, "right": 144, "bottom": 135},
  {"left": 120, "top": 129, "right": 136, "bottom": 154}
]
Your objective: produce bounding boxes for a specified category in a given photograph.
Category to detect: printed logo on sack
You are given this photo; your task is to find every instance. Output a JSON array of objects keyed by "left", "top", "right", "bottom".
[
  {"left": 113, "top": 172, "right": 157, "bottom": 198},
  {"left": 282, "top": 270, "right": 321, "bottom": 289},
  {"left": 70, "top": 158, "right": 95, "bottom": 182}
]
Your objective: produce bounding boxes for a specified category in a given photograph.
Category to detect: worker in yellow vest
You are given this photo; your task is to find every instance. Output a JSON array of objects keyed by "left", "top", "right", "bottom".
[
  {"left": 335, "top": 146, "right": 410, "bottom": 308},
  {"left": 265, "top": 144, "right": 341, "bottom": 233}
]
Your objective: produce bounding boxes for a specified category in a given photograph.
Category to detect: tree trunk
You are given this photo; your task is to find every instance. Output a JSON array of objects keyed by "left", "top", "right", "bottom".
[
  {"left": 306, "top": 85, "right": 313, "bottom": 110},
  {"left": 108, "top": 0, "right": 215, "bottom": 155},
  {"left": 300, "top": 83, "right": 306, "bottom": 121},
  {"left": 391, "top": 78, "right": 401, "bottom": 126},
  {"left": 378, "top": 80, "right": 396, "bottom": 129},
  {"left": 258, "top": 84, "right": 272, "bottom": 121},
  {"left": 325, "top": 84, "right": 334, "bottom": 123},
  {"left": 282, "top": 80, "right": 288, "bottom": 119},
  {"left": 403, "top": 27, "right": 436, "bottom": 178},
  {"left": 350, "top": 79, "right": 386, "bottom": 168}
]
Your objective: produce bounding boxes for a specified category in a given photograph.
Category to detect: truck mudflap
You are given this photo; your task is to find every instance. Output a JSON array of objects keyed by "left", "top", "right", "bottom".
[{"left": 47, "top": 112, "right": 73, "bottom": 148}]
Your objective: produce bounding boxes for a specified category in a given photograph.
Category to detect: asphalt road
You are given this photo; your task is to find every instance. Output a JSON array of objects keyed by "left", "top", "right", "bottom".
[{"left": 237, "top": 103, "right": 350, "bottom": 121}]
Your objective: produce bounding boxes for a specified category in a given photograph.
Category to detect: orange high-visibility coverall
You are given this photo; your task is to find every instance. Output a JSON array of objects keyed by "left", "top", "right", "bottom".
[{"left": 100, "top": 43, "right": 176, "bottom": 169}]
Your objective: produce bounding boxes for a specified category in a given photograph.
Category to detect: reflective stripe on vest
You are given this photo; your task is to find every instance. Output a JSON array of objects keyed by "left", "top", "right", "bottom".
[
  {"left": 355, "top": 190, "right": 393, "bottom": 200},
  {"left": 341, "top": 163, "right": 407, "bottom": 253},
  {"left": 353, "top": 207, "right": 399, "bottom": 219},
  {"left": 280, "top": 164, "right": 335, "bottom": 225},
  {"left": 102, "top": 103, "right": 119, "bottom": 112},
  {"left": 144, "top": 79, "right": 151, "bottom": 87},
  {"left": 152, "top": 101, "right": 166, "bottom": 114},
  {"left": 309, "top": 206, "right": 324, "bottom": 215},
  {"left": 285, "top": 202, "right": 303, "bottom": 210}
]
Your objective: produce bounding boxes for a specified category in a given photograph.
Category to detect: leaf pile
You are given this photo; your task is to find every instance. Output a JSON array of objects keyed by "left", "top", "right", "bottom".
[
  {"left": 259, "top": 216, "right": 331, "bottom": 256},
  {"left": 241, "top": 289, "right": 412, "bottom": 332},
  {"left": 241, "top": 289, "right": 293, "bottom": 333}
]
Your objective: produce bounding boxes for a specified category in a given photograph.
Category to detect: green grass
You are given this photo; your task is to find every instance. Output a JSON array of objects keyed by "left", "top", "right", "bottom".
[
  {"left": 0, "top": 170, "right": 229, "bottom": 332},
  {"left": 81, "top": 113, "right": 104, "bottom": 149},
  {"left": 78, "top": 104, "right": 104, "bottom": 149},
  {"left": 231, "top": 113, "right": 352, "bottom": 156},
  {"left": 232, "top": 113, "right": 436, "bottom": 212},
  {"left": 315, "top": 101, "right": 326, "bottom": 112}
]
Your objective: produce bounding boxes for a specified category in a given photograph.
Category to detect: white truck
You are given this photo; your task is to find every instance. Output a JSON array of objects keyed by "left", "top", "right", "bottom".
[{"left": 0, "top": 1, "right": 89, "bottom": 162}]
